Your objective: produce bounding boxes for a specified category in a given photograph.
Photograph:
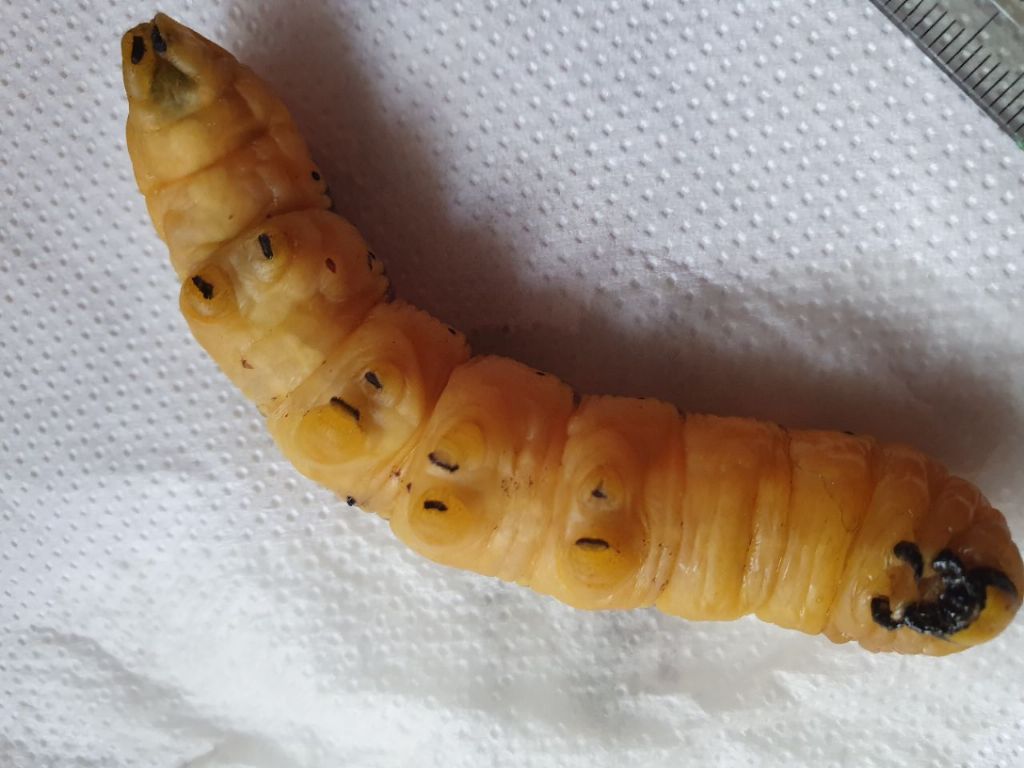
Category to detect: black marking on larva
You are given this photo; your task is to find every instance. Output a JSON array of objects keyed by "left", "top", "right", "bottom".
[
  {"left": 346, "top": 496, "right": 356, "bottom": 506},
  {"left": 428, "top": 452, "right": 459, "bottom": 473},
  {"left": 575, "top": 537, "right": 610, "bottom": 551},
  {"left": 405, "top": 482, "right": 412, "bottom": 492},
  {"left": 870, "top": 596, "right": 902, "bottom": 630},
  {"left": 241, "top": 359, "right": 254, "bottom": 370},
  {"left": 325, "top": 257, "right": 336, "bottom": 273},
  {"left": 191, "top": 275, "right": 214, "bottom": 300},
  {"left": 931, "top": 549, "right": 963, "bottom": 582},
  {"left": 972, "top": 567, "right": 1019, "bottom": 599},
  {"left": 329, "top": 397, "right": 360, "bottom": 422},
  {"left": 893, "top": 541, "right": 924, "bottom": 581},
  {"left": 447, "top": 326, "right": 457, "bottom": 335},
  {"left": 258, "top": 233, "right": 274, "bottom": 259},
  {"left": 842, "top": 430, "right": 856, "bottom": 436},
  {"left": 423, "top": 499, "right": 448, "bottom": 512},
  {"left": 311, "top": 170, "right": 321, "bottom": 181},
  {"left": 150, "top": 24, "right": 167, "bottom": 53},
  {"left": 591, "top": 485, "right": 607, "bottom": 499},
  {"left": 367, "top": 251, "right": 377, "bottom": 271},
  {"left": 572, "top": 390, "right": 582, "bottom": 407},
  {"left": 384, "top": 281, "right": 396, "bottom": 303},
  {"left": 535, "top": 370, "right": 546, "bottom": 376},
  {"left": 130, "top": 35, "right": 146, "bottom": 64},
  {"left": 364, "top": 371, "right": 382, "bottom": 390},
  {"left": 870, "top": 548, "right": 1018, "bottom": 638}
]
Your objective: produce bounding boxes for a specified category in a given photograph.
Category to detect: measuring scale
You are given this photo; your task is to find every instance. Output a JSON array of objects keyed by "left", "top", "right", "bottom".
[{"left": 870, "top": 0, "right": 1024, "bottom": 147}]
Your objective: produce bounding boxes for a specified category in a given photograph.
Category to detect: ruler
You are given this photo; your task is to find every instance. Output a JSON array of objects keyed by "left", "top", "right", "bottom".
[{"left": 869, "top": 0, "right": 1024, "bottom": 148}]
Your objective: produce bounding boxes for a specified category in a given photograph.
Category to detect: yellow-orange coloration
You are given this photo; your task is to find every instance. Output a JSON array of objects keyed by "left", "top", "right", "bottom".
[{"left": 122, "top": 14, "right": 1023, "bottom": 654}]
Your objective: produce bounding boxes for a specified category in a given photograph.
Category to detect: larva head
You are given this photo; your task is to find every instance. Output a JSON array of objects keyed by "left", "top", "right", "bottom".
[
  {"left": 391, "top": 357, "right": 576, "bottom": 577},
  {"left": 838, "top": 474, "right": 1023, "bottom": 655},
  {"left": 866, "top": 543, "right": 1021, "bottom": 655},
  {"left": 268, "top": 302, "right": 470, "bottom": 508},
  {"left": 122, "top": 14, "right": 235, "bottom": 130}
]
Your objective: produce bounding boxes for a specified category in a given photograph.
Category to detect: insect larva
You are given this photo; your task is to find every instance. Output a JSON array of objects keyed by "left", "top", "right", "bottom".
[{"left": 121, "top": 14, "right": 1023, "bottom": 655}]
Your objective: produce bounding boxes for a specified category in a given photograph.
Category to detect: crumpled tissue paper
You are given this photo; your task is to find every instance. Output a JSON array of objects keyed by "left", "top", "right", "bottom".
[{"left": 2, "top": 0, "right": 1023, "bottom": 766}]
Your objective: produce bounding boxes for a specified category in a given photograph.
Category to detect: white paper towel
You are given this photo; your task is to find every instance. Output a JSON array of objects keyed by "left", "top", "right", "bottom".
[{"left": 2, "top": 0, "right": 1024, "bottom": 766}]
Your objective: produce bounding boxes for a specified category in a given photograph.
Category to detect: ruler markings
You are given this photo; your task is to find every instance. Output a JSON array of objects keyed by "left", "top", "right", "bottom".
[
  {"left": 936, "top": 26, "right": 965, "bottom": 56},
  {"left": 870, "top": 1, "right": 1023, "bottom": 146},
  {"left": 952, "top": 13, "right": 998, "bottom": 64},
  {"left": 920, "top": 10, "right": 949, "bottom": 38},
  {"left": 964, "top": 53, "right": 993, "bottom": 81},
  {"left": 931, "top": 18, "right": 959, "bottom": 45},
  {"left": 948, "top": 34, "right": 983, "bottom": 65},
  {"left": 912, "top": 5, "right": 942, "bottom": 33},
  {"left": 954, "top": 46, "right": 986, "bottom": 74},
  {"left": 994, "top": 70, "right": 1024, "bottom": 108},
  {"left": 997, "top": 89, "right": 1024, "bottom": 116},
  {"left": 975, "top": 62, "right": 1001, "bottom": 86},
  {"left": 979, "top": 68, "right": 1009, "bottom": 99},
  {"left": 904, "top": 0, "right": 928, "bottom": 21}
]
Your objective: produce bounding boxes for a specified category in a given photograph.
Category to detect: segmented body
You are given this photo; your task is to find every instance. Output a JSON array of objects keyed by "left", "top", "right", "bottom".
[{"left": 121, "top": 15, "right": 1023, "bottom": 655}]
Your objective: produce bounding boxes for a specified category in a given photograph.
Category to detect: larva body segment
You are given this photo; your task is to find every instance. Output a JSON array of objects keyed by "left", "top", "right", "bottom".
[
  {"left": 122, "top": 14, "right": 1023, "bottom": 655},
  {"left": 529, "top": 396, "right": 685, "bottom": 610},
  {"left": 824, "top": 445, "right": 936, "bottom": 653},
  {"left": 181, "top": 210, "right": 390, "bottom": 410},
  {"left": 659, "top": 416, "right": 791, "bottom": 622},
  {"left": 757, "top": 432, "right": 878, "bottom": 635},
  {"left": 391, "top": 356, "right": 575, "bottom": 582},
  {"left": 269, "top": 301, "right": 471, "bottom": 511}
]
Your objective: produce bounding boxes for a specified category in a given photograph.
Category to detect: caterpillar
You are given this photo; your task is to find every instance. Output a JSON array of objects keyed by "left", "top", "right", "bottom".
[{"left": 121, "top": 13, "right": 1022, "bottom": 655}]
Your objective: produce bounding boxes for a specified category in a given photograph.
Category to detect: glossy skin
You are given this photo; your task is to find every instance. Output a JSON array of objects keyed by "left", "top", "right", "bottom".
[{"left": 121, "top": 14, "right": 1023, "bottom": 655}]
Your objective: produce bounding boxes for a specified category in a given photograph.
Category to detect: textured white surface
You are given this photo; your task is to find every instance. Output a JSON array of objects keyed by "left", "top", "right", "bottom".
[{"left": 2, "top": 0, "right": 1024, "bottom": 766}]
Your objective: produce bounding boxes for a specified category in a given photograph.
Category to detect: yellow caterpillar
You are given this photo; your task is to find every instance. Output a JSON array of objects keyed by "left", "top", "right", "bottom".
[{"left": 121, "top": 14, "right": 1022, "bottom": 655}]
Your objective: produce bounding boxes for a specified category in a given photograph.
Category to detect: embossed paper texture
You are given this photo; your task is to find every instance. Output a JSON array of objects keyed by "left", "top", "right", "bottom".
[{"left": 2, "top": 1, "right": 1023, "bottom": 766}]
